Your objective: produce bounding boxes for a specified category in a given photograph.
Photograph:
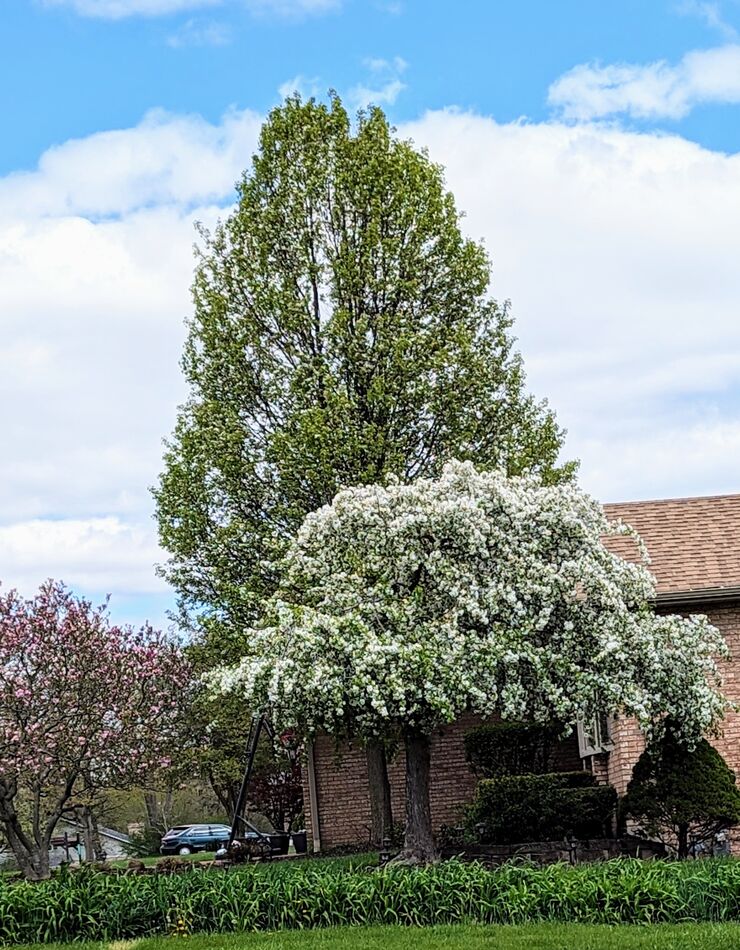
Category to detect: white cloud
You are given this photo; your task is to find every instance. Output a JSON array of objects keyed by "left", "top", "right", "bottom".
[
  {"left": 364, "top": 55, "right": 408, "bottom": 74},
  {"left": 244, "top": 0, "right": 340, "bottom": 16},
  {"left": 4, "top": 102, "right": 740, "bottom": 625},
  {"left": 375, "top": 0, "right": 403, "bottom": 14},
  {"left": 0, "top": 107, "right": 261, "bottom": 218},
  {"left": 0, "top": 108, "right": 261, "bottom": 616},
  {"left": 278, "top": 57, "right": 407, "bottom": 110},
  {"left": 580, "top": 417, "right": 740, "bottom": 504},
  {"left": 166, "top": 17, "right": 231, "bottom": 46},
  {"left": 401, "top": 110, "right": 740, "bottom": 501},
  {"left": 348, "top": 79, "right": 405, "bottom": 109},
  {"left": 42, "top": 0, "right": 219, "bottom": 18},
  {"left": 347, "top": 56, "right": 407, "bottom": 110},
  {"left": 548, "top": 44, "right": 740, "bottom": 120},
  {"left": 677, "top": 1, "right": 737, "bottom": 39},
  {"left": 278, "top": 74, "right": 323, "bottom": 101},
  {"left": 0, "top": 518, "right": 167, "bottom": 596}
]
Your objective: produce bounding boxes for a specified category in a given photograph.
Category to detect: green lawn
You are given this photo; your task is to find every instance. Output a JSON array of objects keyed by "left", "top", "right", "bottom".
[{"left": 16, "top": 923, "right": 740, "bottom": 950}]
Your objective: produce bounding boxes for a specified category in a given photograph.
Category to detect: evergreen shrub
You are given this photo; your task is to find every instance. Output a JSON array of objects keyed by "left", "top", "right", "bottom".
[
  {"left": 466, "top": 772, "right": 616, "bottom": 843},
  {"left": 464, "top": 722, "right": 561, "bottom": 777},
  {"left": 621, "top": 730, "right": 740, "bottom": 858}
]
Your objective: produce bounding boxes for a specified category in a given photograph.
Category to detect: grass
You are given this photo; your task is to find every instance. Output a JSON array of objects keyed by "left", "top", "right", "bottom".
[{"left": 14, "top": 923, "right": 740, "bottom": 950}]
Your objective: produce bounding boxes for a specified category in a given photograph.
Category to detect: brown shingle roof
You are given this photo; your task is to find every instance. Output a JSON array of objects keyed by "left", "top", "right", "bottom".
[{"left": 603, "top": 493, "right": 740, "bottom": 596}]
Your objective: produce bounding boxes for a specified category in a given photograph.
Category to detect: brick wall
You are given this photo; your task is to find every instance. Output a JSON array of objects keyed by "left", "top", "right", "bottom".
[
  {"left": 604, "top": 602, "right": 740, "bottom": 795},
  {"left": 304, "top": 713, "right": 581, "bottom": 851}
]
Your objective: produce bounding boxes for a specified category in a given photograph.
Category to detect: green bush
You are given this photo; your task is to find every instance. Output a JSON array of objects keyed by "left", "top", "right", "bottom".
[
  {"left": 123, "top": 827, "right": 163, "bottom": 858},
  {"left": 464, "top": 722, "right": 561, "bottom": 777},
  {"left": 466, "top": 772, "right": 616, "bottom": 843},
  {"left": 3, "top": 858, "right": 740, "bottom": 943},
  {"left": 621, "top": 731, "right": 740, "bottom": 859}
]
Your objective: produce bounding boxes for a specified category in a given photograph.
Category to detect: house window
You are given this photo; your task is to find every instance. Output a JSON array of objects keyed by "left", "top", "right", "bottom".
[{"left": 577, "top": 714, "right": 614, "bottom": 757}]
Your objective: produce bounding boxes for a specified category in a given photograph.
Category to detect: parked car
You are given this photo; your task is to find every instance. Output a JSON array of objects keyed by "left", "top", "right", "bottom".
[{"left": 160, "top": 823, "right": 233, "bottom": 855}]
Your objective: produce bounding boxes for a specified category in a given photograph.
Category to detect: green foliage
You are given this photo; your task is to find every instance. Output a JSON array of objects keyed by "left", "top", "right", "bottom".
[
  {"left": 464, "top": 722, "right": 561, "bottom": 777},
  {"left": 177, "top": 686, "right": 264, "bottom": 818},
  {"left": 621, "top": 731, "right": 740, "bottom": 858},
  {"left": 176, "top": 656, "right": 302, "bottom": 830},
  {"left": 154, "top": 93, "right": 574, "bottom": 648},
  {"left": 6, "top": 858, "right": 740, "bottom": 943},
  {"left": 465, "top": 772, "right": 616, "bottom": 843},
  {"left": 123, "top": 827, "right": 163, "bottom": 858}
]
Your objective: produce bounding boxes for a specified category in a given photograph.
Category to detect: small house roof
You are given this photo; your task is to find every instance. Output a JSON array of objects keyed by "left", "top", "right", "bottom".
[
  {"left": 57, "top": 819, "right": 132, "bottom": 844},
  {"left": 603, "top": 492, "right": 740, "bottom": 603}
]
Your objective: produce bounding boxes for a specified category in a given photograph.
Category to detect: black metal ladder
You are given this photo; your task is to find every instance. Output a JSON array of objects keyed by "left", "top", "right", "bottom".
[{"left": 227, "top": 712, "right": 275, "bottom": 849}]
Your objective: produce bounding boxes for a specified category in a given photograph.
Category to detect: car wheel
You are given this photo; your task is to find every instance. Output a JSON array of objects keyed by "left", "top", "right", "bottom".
[{"left": 178, "top": 846, "right": 192, "bottom": 855}]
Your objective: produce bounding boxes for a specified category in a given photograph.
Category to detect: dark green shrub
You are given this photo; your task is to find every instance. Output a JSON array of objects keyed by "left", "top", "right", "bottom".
[
  {"left": 464, "top": 721, "right": 561, "bottom": 777},
  {"left": 466, "top": 772, "right": 616, "bottom": 843},
  {"left": 123, "top": 827, "right": 162, "bottom": 858},
  {"left": 621, "top": 730, "right": 740, "bottom": 859}
]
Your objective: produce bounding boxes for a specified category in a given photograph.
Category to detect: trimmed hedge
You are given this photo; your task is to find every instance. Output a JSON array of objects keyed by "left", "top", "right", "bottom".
[
  {"left": 3, "top": 859, "right": 740, "bottom": 943},
  {"left": 466, "top": 772, "right": 617, "bottom": 843},
  {"left": 464, "top": 722, "right": 560, "bottom": 777}
]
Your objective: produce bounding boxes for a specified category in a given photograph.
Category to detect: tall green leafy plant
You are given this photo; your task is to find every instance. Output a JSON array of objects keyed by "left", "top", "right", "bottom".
[{"left": 155, "top": 93, "right": 575, "bottom": 844}]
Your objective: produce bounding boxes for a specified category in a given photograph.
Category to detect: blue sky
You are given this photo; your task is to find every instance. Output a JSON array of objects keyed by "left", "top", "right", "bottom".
[
  {"left": 4, "top": 0, "right": 740, "bottom": 173},
  {"left": 2, "top": 0, "right": 740, "bottom": 631}
]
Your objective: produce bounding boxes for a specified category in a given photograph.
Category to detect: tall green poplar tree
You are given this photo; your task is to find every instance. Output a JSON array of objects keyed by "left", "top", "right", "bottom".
[{"left": 155, "top": 93, "right": 575, "bottom": 845}]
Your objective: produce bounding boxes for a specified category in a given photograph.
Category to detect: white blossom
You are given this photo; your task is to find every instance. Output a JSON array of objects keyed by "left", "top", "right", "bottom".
[{"left": 210, "top": 461, "right": 728, "bottom": 744}]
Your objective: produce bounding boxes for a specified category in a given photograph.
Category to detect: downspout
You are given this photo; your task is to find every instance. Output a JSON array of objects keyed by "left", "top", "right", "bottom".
[{"left": 306, "top": 742, "right": 321, "bottom": 854}]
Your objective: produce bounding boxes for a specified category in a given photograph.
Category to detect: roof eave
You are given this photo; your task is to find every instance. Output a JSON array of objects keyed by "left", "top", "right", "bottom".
[{"left": 654, "top": 586, "right": 740, "bottom": 610}]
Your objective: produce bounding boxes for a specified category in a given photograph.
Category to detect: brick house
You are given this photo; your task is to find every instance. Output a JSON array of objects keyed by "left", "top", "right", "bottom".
[{"left": 302, "top": 492, "right": 740, "bottom": 852}]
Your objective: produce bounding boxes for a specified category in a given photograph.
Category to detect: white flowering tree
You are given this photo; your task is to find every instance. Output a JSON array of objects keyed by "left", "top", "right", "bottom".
[{"left": 214, "top": 461, "right": 727, "bottom": 863}]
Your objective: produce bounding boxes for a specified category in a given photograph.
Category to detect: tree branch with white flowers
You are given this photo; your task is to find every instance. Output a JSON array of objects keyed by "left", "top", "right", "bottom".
[{"left": 212, "top": 461, "right": 727, "bottom": 863}]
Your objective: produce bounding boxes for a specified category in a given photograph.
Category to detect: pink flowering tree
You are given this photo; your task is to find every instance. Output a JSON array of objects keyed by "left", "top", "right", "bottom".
[{"left": 0, "top": 581, "right": 189, "bottom": 880}]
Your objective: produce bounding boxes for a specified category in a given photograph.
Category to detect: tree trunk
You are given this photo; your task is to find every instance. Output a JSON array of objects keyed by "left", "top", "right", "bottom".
[
  {"left": 391, "top": 730, "right": 438, "bottom": 864},
  {"left": 204, "top": 769, "right": 239, "bottom": 819},
  {"left": 2, "top": 814, "right": 51, "bottom": 881},
  {"left": 143, "top": 789, "right": 159, "bottom": 830},
  {"left": 89, "top": 810, "right": 105, "bottom": 861},
  {"left": 79, "top": 805, "right": 105, "bottom": 862},
  {"left": 143, "top": 789, "right": 172, "bottom": 833},
  {"left": 366, "top": 741, "right": 393, "bottom": 847},
  {"left": 677, "top": 823, "right": 690, "bottom": 860},
  {"left": 80, "top": 807, "right": 95, "bottom": 863}
]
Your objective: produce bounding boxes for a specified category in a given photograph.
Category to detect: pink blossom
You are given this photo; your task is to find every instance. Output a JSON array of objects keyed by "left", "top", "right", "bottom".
[{"left": 0, "top": 579, "right": 190, "bottom": 872}]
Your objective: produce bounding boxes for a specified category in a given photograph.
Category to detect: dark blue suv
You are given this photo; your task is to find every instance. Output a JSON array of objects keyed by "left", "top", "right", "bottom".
[{"left": 160, "top": 823, "right": 232, "bottom": 855}]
